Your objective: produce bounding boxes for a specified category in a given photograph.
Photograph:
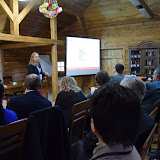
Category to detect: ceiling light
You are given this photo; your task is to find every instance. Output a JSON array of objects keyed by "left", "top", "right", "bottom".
[
  {"left": 139, "top": 8, "right": 152, "bottom": 18},
  {"left": 129, "top": 0, "right": 141, "bottom": 6}
]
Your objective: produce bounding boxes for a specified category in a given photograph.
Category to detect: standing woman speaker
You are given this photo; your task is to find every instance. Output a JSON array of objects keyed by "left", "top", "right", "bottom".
[{"left": 28, "top": 52, "right": 49, "bottom": 95}]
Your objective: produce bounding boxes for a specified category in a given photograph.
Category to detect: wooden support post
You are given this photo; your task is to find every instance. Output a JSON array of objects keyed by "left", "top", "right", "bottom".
[
  {"left": 50, "top": 18, "right": 58, "bottom": 102},
  {"left": 0, "top": 49, "right": 4, "bottom": 78},
  {"left": 10, "top": 0, "right": 19, "bottom": 35},
  {"left": 77, "top": 16, "right": 87, "bottom": 37}
]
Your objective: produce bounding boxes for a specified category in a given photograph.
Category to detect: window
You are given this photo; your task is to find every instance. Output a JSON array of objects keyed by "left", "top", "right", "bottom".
[{"left": 57, "top": 61, "right": 65, "bottom": 72}]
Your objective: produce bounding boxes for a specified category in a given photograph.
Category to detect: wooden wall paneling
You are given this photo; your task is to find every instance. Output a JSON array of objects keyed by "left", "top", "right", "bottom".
[
  {"left": 5, "top": 67, "right": 27, "bottom": 75},
  {"left": 101, "top": 47, "right": 125, "bottom": 76}
]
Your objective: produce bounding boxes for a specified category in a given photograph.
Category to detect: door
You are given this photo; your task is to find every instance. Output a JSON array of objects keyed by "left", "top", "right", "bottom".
[{"left": 101, "top": 47, "right": 125, "bottom": 76}]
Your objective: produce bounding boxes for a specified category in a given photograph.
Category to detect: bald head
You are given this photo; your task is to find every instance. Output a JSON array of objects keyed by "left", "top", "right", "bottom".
[{"left": 25, "top": 74, "right": 41, "bottom": 91}]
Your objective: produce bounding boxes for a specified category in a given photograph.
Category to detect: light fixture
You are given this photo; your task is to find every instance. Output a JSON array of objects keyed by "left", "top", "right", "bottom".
[
  {"left": 139, "top": 8, "right": 152, "bottom": 18},
  {"left": 129, "top": 0, "right": 141, "bottom": 6}
]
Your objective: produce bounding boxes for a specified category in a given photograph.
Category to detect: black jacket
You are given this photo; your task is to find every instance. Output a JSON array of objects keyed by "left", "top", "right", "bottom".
[
  {"left": 110, "top": 74, "right": 124, "bottom": 84},
  {"left": 28, "top": 64, "right": 45, "bottom": 76},
  {"left": 142, "top": 80, "right": 160, "bottom": 114},
  {"left": 24, "top": 106, "right": 70, "bottom": 160},
  {"left": 55, "top": 90, "right": 87, "bottom": 126},
  {"left": 6, "top": 91, "right": 52, "bottom": 119}
]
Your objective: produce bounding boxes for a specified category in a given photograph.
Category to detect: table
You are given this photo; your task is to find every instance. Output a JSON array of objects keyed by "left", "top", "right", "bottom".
[
  {"left": 4, "top": 82, "right": 24, "bottom": 95},
  {"left": 4, "top": 80, "right": 48, "bottom": 99}
]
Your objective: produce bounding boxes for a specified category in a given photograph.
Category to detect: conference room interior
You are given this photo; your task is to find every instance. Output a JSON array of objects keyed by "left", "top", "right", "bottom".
[{"left": 1, "top": 0, "right": 160, "bottom": 160}]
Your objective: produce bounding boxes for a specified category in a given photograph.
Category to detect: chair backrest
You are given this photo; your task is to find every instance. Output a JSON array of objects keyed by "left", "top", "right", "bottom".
[
  {"left": 70, "top": 99, "right": 90, "bottom": 144},
  {"left": 0, "top": 118, "right": 27, "bottom": 159},
  {"left": 152, "top": 99, "right": 160, "bottom": 111},
  {"left": 149, "top": 107, "right": 158, "bottom": 120},
  {"left": 140, "top": 123, "right": 158, "bottom": 160}
]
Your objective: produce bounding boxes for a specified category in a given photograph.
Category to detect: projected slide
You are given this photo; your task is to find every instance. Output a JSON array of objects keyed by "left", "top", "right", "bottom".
[{"left": 66, "top": 37, "right": 100, "bottom": 76}]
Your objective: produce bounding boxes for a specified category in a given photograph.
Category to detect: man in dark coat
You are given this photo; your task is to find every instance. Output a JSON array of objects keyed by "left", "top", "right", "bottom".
[
  {"left": 142, "top": 67, "right": 160, "bottom": 114},
  {"left": 7, "top": 74, "right": 52, "bottom": 119},
  {"left": 110, "top": 63, "right": 124, "bottom": 84}
]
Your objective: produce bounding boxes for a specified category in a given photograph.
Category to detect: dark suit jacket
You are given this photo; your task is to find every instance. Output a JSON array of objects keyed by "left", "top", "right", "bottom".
[
  {"left": 135, "top": 112, "right": 155, "bottom": 152},
  {"left": 6, "top": 91, "right": 52, "bottom": 119},
  {"left": 55, "top": 90, "right": 87, "bottom": 126},
  {"left": 142, "top": 80, "right": 160, "bottom": 114},
  {"left": 24, "top": 106, "right": 70, "bottom": 160},
  {"left": 28, "top": 64, "right": 44, "bottom": 76},
  {"left": 110, "top": 73, "right": 124, "bottom": 84}
]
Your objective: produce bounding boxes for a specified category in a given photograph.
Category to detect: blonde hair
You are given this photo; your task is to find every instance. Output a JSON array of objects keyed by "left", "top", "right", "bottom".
[
  {"left": 60, "top": 76, "right": 81, "bottom": 93},
  {"left": 29, "top": 52, "right": 39, "bottom": 66}
]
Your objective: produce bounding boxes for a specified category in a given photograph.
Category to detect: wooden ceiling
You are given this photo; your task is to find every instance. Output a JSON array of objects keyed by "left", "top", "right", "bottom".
[
  {"left": 0, "top": 0, "right": 160, "bottom": 40},
  {"left": 83, "top": 0, "right": 160, "bottom": 29},
  {"left": 1, "top": 0, "right": 94, "bottom": 39}
]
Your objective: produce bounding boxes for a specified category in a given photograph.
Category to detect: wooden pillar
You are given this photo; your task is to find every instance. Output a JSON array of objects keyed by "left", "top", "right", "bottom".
[
  {"left": 10, "top": 0, "right": 19, "bottom": 35},
  {"left": 50, "top": 18, "right": 58, "bottom": 102}
]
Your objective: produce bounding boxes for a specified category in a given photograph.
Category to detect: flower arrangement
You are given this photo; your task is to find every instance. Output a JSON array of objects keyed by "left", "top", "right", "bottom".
[{"left": 39, "top": 1, "right": 62, "bottom": 18}]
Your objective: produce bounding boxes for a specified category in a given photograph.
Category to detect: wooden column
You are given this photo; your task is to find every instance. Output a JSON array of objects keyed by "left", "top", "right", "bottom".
[
  {"left": 50, "top": 18, "right": 58, "bottom": 102},
  {"left": 10, "top": 0, "right": 19, "bottom": 35}
]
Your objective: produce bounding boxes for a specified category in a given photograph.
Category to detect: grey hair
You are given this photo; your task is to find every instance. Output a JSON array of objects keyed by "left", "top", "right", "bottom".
[
  {"left": 154, "top": 67, "right": 160, "bottom": 79},
  {"left": 120, "top": 76, "right": 146, "bottom": 102}
]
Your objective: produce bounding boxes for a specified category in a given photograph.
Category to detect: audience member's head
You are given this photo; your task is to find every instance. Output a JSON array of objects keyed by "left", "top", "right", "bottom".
[
  {"left": 60, "top": 76, "right": 81, "bottom": 93},
  {"left": 90, "top": 83, "right": 141, "bottom": 148},
  {"left": 95, "top": 70, "right": 110, "bottom": 86},
  {"left": 24, "top": 74, "right": 41, "bottom": 91},
  {"left": 0, "top": 83, "right": 4, "bottom": 104},
  {"left": 120, "top": 76, "right": 146, "bottom": 103},
  {"left": 0, "top": 83, "right": 4, "bottom": 125},
  {"left": 153, "top": 67, "right": 160, "bottom": 81},
  {"left": 114, "top": 64, "right": 124, "bottom": 74}
]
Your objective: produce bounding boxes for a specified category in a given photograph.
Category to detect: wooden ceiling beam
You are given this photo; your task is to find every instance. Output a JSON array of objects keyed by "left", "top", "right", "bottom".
[
  {"left": 139, "top": 0, "right": 154, "bottom": 17},
  {"left": 76, "top": 16, "right": 87, "bottom": 36},
  {"left": 18, "top": 0, "right": 36, "bottom": 23},
  {"left": 0, "top": 0, "right": 14, "bottom": 21},
  {"left": 0, "top": 43, "right": 50, "bottom": 50},
  {"left": 0, "top": 33, "right": 64, "bottom": 45}
]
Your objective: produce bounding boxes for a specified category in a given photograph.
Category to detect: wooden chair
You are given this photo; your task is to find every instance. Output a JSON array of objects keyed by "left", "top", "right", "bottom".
[
  {"left": 140, "top": 123, "right": 158, "bottom": 160},
  {"left": 149, "top": 107, "right": 158, "bottom": 120},
  {"left": 70, "top": 99, "right": 90, "bottom": 144},
  {"left": 0, "top": 118, "right": 28, "bottom": 160},
  {"left": 150, "top": 100, "right": 160, "bottom": 150},
  {"left": 152, "top": 99, "right": 160, "bottom": 111}
]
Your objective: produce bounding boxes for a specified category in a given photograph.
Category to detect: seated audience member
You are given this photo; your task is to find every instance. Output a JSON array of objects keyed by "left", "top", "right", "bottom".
[
  {"left": 0, "top": 83, "right": 18, "bottom": 125},
  {"left": 90, "top": 84, "right": 141, "bottom": 160},
  {"left": 148, "top": 148, "right": 160, "bottom": 159},
  {"left": 141, "top": 67, "right": 160, "bottom": 114},
  {"left": 55, "top": 76, "right": 87, "bottom": 126},
  {"left": 110, "top": 63, "right": 124, "bottom": 84},
  {"left": 87, "top": 70, "right": 110, "bottom": 99},
  {"left": 7, "top": 74, "right": 52, "bottom": 119},
  {"left": 120, "top": 76, "right": 155, "bottom": 152}
]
